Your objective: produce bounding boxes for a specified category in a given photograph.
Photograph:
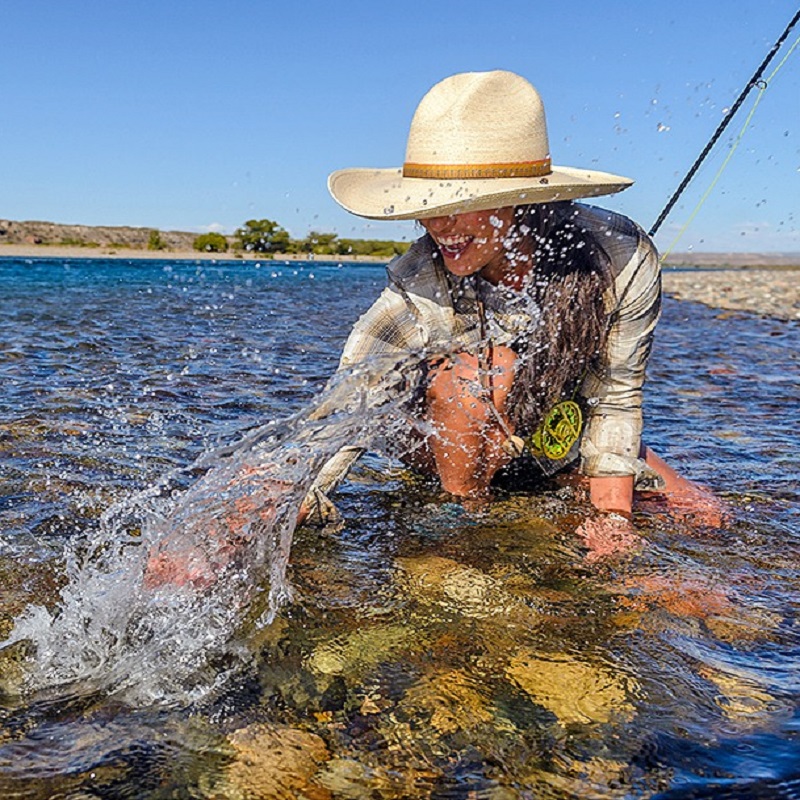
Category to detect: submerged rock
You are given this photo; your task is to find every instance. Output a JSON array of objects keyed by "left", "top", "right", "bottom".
[
  {"left": 0, "top": 639, "right": 33, "bottom": 698},
  {"left": 316, "top": 756, "right": 440, "bottom": 799},
  {"left": 699, "top": 666, "right": 781, "bottom": 728},
  {"left": 306, "top": 623, "right": 419, "bottom": 678},
  {"left": 401, "top": 668, "right": 496, "bottom": 735},
  {"left": 506, "top": 650, "right": 636, "bottom": 725},
  {"left": 523, "top": 755, "right": 632, "bottom": 800},
  {"left": 393, "top": 554, "right": 543, "bottom": 624},
  {"left": 221, "top": 722, "right": 330, "bottom": 800}
]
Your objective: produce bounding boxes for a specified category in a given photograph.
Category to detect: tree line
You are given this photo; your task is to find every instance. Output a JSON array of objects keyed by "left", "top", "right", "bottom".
[{"left": 193, "top": 219, "right": 411, "bottom": 258}]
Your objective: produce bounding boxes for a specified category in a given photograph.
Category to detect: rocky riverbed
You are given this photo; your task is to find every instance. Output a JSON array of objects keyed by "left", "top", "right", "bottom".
[{"left": 662, "top": 267, "right": 800, "bottom": 321}]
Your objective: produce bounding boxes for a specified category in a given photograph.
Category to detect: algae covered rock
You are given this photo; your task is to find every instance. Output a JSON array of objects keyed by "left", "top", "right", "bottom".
[
  {"left": 222, "top": 722, "right": 330, "bottom": 800},
  {"left": 506, "top": 650, "right": 636, "bottom": 725},
  {"left": 306, "top": 623, "right": 419, "bottom": 677}
]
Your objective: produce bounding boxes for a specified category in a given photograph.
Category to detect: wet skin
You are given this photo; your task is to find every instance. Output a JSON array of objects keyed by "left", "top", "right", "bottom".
[{"left": 421, "top": 208, "right": 519, "bottom": 285}]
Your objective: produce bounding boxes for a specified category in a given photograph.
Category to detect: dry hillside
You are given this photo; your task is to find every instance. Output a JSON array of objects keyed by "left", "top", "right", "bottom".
[{"left": 0, "top": 219, "right": 214, "bottom": 251}]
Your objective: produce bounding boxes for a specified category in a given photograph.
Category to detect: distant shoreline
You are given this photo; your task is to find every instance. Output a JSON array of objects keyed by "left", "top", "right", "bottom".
[
  {"left": 0, "top": 243, "right": 387, "bottom": 263},
  {"left": 659, "top": 252, "right": 800, "bottom": 270},
  {"left": 1, "top": 242, "right": 797, "bottom": 320},
  {"left": 1, "top": 242, "right": 799, "bottom": 270}
]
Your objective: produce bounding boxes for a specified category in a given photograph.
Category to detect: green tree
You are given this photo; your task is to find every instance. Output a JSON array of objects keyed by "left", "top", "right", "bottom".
[
  {"left": 147, "top": 229, "right": 166, "bottom": 251},
  {"left": 336, "top": 238, "right": 411, "bottom": 257},
  {"left": 234, "top": 219, "right": 291, "bottom": 254},
  {"left": 193, "top": 232, "right": 229, "bottom": 253},
  {"left": 304, "top": 231, "right": 339, "bottom": 255}
]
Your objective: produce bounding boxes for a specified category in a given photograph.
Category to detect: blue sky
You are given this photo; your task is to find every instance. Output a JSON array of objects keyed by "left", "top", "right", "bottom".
[{"left": 1, "top": 1, "right": 798, "bottom": 253}]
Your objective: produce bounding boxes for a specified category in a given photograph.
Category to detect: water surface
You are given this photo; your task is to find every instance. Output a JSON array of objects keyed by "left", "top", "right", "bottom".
[{"left": 0, "top": 256, "right": 798, "bottom": 799}]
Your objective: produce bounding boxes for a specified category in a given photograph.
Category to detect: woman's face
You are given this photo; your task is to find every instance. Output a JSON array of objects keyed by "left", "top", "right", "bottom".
[{"left": 420, "top": 207, "right": 517, "bottom": 283}]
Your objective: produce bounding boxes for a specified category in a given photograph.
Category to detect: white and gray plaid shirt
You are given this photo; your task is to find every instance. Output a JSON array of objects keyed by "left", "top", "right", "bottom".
[{"left": 311, "top": 203, "right": 662, "bottom": 500}]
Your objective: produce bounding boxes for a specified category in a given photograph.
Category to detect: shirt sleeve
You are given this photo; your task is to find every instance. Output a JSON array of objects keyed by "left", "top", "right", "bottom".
[
  {"left": 579, "top": 234, "right": 662, "bottom": 480},
  {"left": 303, "top": 282, "right": 426, "bottom": 504},
  {"left": 340, "top": 285, "right": 427, "bottom": 367}
]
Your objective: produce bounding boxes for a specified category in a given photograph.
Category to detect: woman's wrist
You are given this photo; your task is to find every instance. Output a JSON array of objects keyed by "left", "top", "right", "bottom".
[{"left": 589, "top": 474, "right": 634, "bottom": 516}]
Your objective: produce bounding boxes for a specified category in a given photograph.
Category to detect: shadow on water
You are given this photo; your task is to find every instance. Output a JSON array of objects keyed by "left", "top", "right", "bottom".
[{"left": 0, "top": 259, "right": 798, "bottom": 798}]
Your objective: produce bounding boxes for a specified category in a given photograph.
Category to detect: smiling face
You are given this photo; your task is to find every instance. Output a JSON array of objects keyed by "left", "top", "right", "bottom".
[{"left": 420, "top": 207, "right": 519, "bottom": 285}]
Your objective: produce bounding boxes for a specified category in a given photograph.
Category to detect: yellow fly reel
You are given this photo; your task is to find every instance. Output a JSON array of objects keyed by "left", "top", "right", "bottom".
[{"left": 527, "top": 400, "right": 583, "bottom": 460}]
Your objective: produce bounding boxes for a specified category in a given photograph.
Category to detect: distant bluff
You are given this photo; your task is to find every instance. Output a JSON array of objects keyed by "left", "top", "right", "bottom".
[{"left": 0, "top": 219, "right": 215, "bottom": 251}]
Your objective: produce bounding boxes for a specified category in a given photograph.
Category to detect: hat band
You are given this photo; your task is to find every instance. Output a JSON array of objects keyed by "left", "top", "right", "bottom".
[{"left": 402, "top": 158, "right": 552, "bottom": 179}]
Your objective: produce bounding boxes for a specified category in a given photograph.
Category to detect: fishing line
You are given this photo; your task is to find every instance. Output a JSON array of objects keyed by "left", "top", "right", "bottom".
[
  {"left": 649, "top": 9, "right": 800, "bottom": 240},
  {"left": 660, "top": 35, "right": 800, "bottom": 260}
]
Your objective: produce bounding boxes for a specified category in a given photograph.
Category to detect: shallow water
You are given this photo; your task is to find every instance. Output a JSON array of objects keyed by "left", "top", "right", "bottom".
[{"left": 0, "top": 257, "right": 798, "bottom": 799}]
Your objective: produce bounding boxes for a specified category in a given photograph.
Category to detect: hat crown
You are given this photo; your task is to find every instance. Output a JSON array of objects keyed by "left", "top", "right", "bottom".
[
  {"left": 404, "top": 70, "right": 550, "bottom": 167},
  {"left": 327, "top": 69, "right": 633, "bottom": 220}
]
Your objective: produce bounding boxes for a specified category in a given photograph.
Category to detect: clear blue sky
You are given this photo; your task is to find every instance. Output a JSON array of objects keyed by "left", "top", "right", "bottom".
[{"left": 2, "top": 0, "right": 798, "bottom": 253}]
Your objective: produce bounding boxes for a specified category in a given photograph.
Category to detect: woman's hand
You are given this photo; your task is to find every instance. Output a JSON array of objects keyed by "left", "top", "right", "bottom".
[
  {"left": 642, "top": 484, "right": 730, "bottom": 529},
  {"left": 143, "top": 472, "right": 290, "bottom": 590},
  {"left": 577, "top": 512, "right": 642, "bottom": 563},
  {"left": 144, "top": 543, "right": 220, "bottom": 590},
  {"left": 641, "top": 448, "right": 729, "bottom": 528}
]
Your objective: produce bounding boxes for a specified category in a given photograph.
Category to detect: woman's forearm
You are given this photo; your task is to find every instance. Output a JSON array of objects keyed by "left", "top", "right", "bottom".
[{"left": 642, "top": 446, "right": 698, "bottom": 494}]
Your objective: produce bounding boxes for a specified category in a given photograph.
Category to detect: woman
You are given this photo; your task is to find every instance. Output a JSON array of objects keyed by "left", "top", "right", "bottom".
[{"left": 301, "top": 70, "right": 721, "bottom": 553}]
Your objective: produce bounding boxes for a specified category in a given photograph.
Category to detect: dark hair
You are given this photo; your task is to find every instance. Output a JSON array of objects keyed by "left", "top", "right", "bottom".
[{"left": 506, "top": 202, "right": 613, "bottom": 435}]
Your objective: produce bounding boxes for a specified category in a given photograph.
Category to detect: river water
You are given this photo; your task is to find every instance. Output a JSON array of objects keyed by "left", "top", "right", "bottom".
[{"left": 0, "top": 256, "right": 798, "bottom": 799}]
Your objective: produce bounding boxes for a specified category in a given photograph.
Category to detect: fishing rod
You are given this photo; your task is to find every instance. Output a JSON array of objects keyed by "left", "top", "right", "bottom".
[{"left": 649, "top": 8, "right": 800, "bottom": 237}]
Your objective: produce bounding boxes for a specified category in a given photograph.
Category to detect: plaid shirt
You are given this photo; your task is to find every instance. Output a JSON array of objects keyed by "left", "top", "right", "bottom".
[{"left": 312, "top": 203, "right": 662, "bottom": 498}]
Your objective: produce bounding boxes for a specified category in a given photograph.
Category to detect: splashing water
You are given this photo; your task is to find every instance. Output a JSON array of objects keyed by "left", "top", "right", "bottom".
[{"left": 2, "top": 353, "right": 418, "bottom": 707}]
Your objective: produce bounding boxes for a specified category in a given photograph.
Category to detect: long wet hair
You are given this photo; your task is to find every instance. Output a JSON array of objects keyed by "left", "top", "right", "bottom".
[{"left": 502, "top": 202, "right": 614, "bottom": 434}]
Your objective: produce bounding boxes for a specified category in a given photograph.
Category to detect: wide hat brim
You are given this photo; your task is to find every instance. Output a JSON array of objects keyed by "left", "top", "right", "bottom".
[{"left": 328, "top": 165, "right": 633, "bottom": 220}]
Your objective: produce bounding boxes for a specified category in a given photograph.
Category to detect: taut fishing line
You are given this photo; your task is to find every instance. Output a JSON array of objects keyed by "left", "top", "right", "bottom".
[{"left": 650, "top": 9, "right": 800, "bottom": 243}]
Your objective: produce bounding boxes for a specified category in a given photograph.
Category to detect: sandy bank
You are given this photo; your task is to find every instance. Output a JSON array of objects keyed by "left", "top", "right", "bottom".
[
  {"left": 662, "top": 267, "right": 800, "bottom": 321},
  {"left": 0, "top": 243, "right": 386, "bottom": 263}
]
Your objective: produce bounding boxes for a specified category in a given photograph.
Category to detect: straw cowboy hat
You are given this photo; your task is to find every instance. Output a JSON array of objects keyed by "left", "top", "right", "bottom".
[{"left": 328, "top": 70, "right": 633, "bottom": 220}]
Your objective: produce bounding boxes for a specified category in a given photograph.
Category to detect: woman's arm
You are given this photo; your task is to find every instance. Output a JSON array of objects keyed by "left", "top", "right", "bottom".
[
  {"left": 580, "top": 230, "right": 661, "bottom": 492},
  {"left": 580, "top": 447, "right": 726, "bottom": 562},
  {"left": 642, "top": 446, "right": 728, "bottom": 527}
]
